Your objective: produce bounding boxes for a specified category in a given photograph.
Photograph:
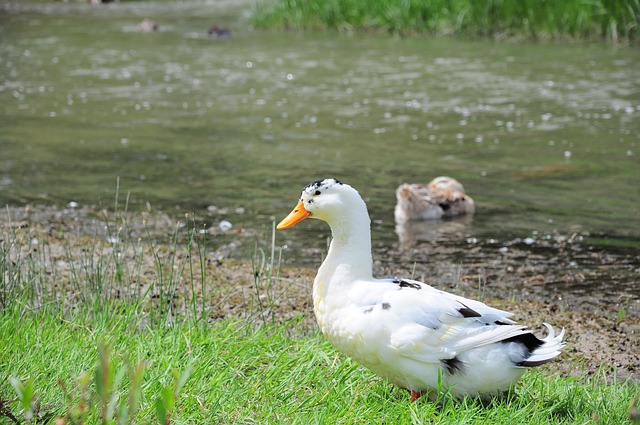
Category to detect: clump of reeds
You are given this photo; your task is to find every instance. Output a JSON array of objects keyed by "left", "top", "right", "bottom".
[{"left": 253, "top": 0, "right": 639, "bottom": 43}]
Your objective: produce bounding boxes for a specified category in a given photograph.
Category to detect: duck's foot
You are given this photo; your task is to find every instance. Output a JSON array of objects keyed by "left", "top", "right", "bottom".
[{"left": 410, "top": 390, "right": 424, "bottom": 403}]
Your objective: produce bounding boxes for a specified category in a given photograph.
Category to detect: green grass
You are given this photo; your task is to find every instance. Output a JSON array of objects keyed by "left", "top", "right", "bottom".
[
  {"left": 1, "top": 205, "right": 639, "bottom": 424},
  {"left": 2, "top": 305, "right": 640, "bottom": 424},
  {"left": 253, "top": 0, "right": 640, "bottom": 43}
]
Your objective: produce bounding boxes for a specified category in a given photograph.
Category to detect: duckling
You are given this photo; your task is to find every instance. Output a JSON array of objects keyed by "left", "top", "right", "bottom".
[
  {"left": 208, "top": 25, "right": 231, "bottom": 39},
  {"left": 395, "top": 176, "right": 475, "bottom": 223}
]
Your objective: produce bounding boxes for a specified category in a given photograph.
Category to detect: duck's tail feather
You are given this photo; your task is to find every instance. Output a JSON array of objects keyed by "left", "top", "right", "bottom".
[{"left": 517, "top": 323, "right": 565, "bottom": 367}]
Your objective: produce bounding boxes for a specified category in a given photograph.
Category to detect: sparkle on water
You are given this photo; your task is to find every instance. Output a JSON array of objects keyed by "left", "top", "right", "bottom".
[{"left": 1, "top": 0, "right": 639, "bottom": 309}]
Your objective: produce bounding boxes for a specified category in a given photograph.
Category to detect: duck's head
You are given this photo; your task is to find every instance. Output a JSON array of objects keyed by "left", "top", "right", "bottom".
[
  {"left": 429, "top": 176, "right": 466, "bottom": 193},
  {"left": 277, "top": 178, "right": 366, "bottom": 229}
]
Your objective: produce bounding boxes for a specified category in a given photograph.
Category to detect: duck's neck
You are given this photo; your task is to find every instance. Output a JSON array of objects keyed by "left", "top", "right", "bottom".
[
  {"left": 311, "top": 192, "right": 373, "bottom": 330},
  {"left": 316, "top": 211, "right": 373, "bottom": 291}
]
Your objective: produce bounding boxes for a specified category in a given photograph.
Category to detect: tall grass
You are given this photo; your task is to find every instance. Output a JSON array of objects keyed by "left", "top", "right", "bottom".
[
  {"left": 0, "top": 200, "right": 292, "bottom": 328},
  {"left": 253, "top": 0, "right": 640, "bottom": 43},
  {"left": 0, "top": 195, "right": 299, "bottom": 423}
]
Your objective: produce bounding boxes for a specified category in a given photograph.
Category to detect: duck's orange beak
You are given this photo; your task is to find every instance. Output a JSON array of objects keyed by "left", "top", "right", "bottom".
[{"left": 277, "top": 201, "right": 311, "bottom": 229}]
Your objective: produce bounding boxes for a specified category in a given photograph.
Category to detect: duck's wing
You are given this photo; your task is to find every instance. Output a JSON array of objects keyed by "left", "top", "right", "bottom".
[
  {"left": 395, "top": 184, "right": 440, "bottom": 221},
  {"left": 427, "top": 188, "right": 475, "bottom": 216},
  {"left": 396, "top": 184, "right": 475, "bottom": 220},
  {"left": 352, "top": 278, "right": 536, "bottom": 363},
  {"left": 396, "top": 184, "right": 433, "bottom": 207},
  {"left": 399, "top": 184, "right": 467, "bottom": 205}
]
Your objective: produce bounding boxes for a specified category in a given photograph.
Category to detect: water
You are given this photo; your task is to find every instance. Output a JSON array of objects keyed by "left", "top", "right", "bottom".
[{"left": 1, "top": 1, "right": 639, "bottom": 309}]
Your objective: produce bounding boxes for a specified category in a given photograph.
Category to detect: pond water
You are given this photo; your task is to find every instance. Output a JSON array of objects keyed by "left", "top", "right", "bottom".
[{"left": 1, "top": 1, "right": 639, "bottom": 310}]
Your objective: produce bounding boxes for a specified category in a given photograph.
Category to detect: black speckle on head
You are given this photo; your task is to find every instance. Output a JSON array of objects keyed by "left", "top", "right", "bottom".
[
  {"left": 304, "top": 180, "right": 325, "bottom": 192},
  {"left": 442, "top": 357, "right": 465, "bottom": 375},
  {"left": 382, "top": 302, "right": 391, "bottom": 310},
  {"left": 393, "top": 279, "right": 422, "bottom": 290},
  {"left": 458, "top": 303, "right": 482, "bottom": 318},
  {"left": 363, "top": 307, "right": 373, "bottom": 314},
  {"left": 304, "top": 178, "right": 342, "bottom": 194}
]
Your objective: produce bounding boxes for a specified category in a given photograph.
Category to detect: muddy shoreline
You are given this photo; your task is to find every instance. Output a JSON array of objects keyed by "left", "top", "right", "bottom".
[{"left": 1, "top": 204, "right": 638, "bottom": 382}]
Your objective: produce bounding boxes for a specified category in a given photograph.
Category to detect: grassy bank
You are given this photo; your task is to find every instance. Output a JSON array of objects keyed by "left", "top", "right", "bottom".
[
  {"left": 2, "top": 305, "right": 640, "bottom": 424},
  {"left": 1, "top": 305, "right": 348, "bottom": 424},
  {"left": 253, "top": 0, "right": 640, "bottom": 43},
  {"left": 1, "top": 206, "right": 639, "bottom": 423}
]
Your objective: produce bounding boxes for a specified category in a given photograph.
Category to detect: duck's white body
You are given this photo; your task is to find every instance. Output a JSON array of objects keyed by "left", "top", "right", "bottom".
[
  {"left": 278, "top": 179, "right": 564, "bottom": 400},
  {"left": 395, "top": 176, "right": 475, "bottom": 223}
]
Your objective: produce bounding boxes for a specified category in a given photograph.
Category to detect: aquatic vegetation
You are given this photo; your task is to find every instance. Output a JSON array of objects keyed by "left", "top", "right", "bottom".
[{"left": 253, "top": 0, "right": 640, "bottom": 43}]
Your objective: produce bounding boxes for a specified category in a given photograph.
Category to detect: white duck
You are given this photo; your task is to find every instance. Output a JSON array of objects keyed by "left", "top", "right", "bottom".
[
  {"left": 277, "top": 178, "right": 564, "bottom": 401},
  {"left": 395, "top": 176, "right": 475, "bottom": 223}
]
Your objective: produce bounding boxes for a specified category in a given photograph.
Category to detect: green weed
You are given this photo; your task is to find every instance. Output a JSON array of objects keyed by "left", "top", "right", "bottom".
[
  {"left": 253, "top": 0, "right": 640, "bottom": 43},
  {"left": 5, "top": 341, "right": 187, "bottom": 425}
]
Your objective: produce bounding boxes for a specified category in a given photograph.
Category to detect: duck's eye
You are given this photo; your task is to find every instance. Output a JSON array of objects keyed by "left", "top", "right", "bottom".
[{"left": 314, "top": 190, "right": 321, "bottom": 196}]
